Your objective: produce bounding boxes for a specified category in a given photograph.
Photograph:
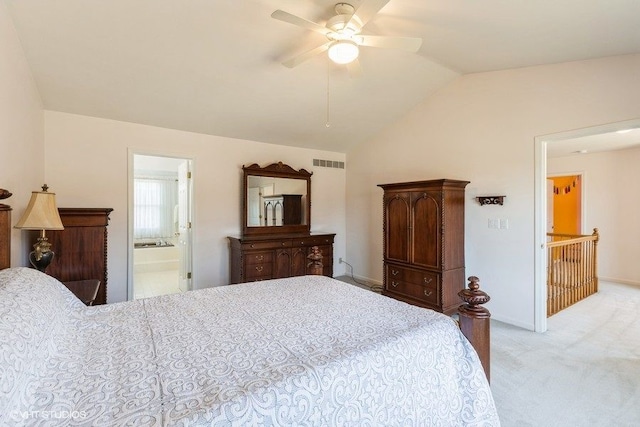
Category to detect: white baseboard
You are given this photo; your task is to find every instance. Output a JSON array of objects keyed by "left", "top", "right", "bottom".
[
  {"left": 600, "top": 276, "right": 640, "bottom": 287},
  {"left": 352, "top": 274, "right": 381, "bottom": 286},
  {"left": 490, "top": 314, "right": 535, "bottom": 331}
]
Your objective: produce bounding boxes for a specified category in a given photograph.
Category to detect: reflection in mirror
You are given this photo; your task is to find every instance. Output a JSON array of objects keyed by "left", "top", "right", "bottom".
[
  {"left": 242, "top": 162, "right": 312, "bottom": 237},
  {"left": 247, "top": 176, "right": 307, "bottom": 227}
]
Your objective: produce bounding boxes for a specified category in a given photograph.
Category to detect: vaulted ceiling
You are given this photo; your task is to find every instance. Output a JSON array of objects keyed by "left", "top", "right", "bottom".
[{"left": 5, "top": 0, "right": 640, "bottom": 153}]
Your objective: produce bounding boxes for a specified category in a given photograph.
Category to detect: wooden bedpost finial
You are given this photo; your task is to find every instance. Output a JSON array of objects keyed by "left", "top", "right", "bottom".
[
  {"left": 0, "top": 189, "right": 11, "bottom": 208},
  {"left": 307, "top": 246, "right": 323, "bottom": 275},
  {"left": 458, "top": 276, "right": 491, "bottom": 316},
  {"left": 458, "top": 276, "right": 492, "bottom": 382},
  {"left": 0, "top": 189, "right": 12, "bottom": 200}
]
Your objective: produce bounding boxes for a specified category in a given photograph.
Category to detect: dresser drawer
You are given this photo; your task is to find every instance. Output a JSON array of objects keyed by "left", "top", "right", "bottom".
[
  {"left": 296, "top": 236, "right": 334, "bottom": 247},
  {"left": 242, "top": 240, "right": 290, "bottom": 250},
  {"left": 244, "top": 251, "right": 273, "bottom": 265},
  {"left": 244, "top": 263, "right": 273, "bottom": 279},
  {"left": 386, "top": 279, "right": 440, "bottom": 306}
]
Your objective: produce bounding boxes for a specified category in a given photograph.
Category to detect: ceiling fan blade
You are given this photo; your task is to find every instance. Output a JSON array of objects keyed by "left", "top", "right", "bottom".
[
  {"left": 357, "top": 35, "right": 423, "bottom": 52},
  {"left": 348, "top": 0, "right": 390, "bottom": 28},
  {"left": 282, "top": 42, "right": 332, "bottom": 68},
  {"left": 271, "top": 10, "right": 331, "bottom": 35},
  {"left": 346, "top": 59, "right": 363, "bottom": 79}
]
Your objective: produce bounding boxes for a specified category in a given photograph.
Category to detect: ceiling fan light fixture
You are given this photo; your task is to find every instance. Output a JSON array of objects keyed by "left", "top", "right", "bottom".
[{"left": 328, "top": 40, "right": 359, "bottom": 64}]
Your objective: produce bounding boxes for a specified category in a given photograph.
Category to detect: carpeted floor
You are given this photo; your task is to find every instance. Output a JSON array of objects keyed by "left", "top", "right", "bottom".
[{"left": 491, "top": 281, "right": 640, "bottom": 426}]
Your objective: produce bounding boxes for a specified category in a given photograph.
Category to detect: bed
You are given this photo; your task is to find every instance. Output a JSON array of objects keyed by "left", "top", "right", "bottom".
[{"left": 0, "top": 267, "right": 499, "bottom": 426}]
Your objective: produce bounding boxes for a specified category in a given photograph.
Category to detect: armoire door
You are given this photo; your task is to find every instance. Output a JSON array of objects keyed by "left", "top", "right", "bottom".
[
  {"left": 384, "top": 192, "right": 411, "bottom": 263},
  {"left": 411, "top": 191, "right": 441, "bottom": 269}
]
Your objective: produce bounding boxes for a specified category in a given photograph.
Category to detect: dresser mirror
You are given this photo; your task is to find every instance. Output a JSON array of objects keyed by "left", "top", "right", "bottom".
[{"left": 242, "top": 162, "right": 312, "bottom": 236}]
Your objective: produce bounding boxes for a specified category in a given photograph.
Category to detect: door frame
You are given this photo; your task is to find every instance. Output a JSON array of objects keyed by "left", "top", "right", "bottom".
[
  {"left": 534, "top": 118, "right": 640, "bottom": 332},
  {"left": 127, "top": 149, "right": 195, "bottom": 300}
]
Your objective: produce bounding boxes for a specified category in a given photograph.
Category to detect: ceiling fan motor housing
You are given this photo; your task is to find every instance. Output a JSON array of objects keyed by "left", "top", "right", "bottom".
[{"left": 327, "top": 3, "right": 362, "bottom": 39}]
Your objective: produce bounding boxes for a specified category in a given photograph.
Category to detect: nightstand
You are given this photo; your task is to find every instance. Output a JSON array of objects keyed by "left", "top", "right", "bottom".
[{"left": 63, "top": 279, "right": 101, "bottom": 306}]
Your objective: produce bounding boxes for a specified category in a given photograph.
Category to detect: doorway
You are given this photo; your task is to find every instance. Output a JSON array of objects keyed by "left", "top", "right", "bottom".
[
  {"left": 128, "top": 153, "right": 193, "bottom": 300},
  {"left": 534, "top": 118, "right": 640, "bottom": 332}
]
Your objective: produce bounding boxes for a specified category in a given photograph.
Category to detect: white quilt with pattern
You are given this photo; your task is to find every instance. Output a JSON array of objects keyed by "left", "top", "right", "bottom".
[{"left": 0, "top": 267, "right": 499, "bottom": 426}]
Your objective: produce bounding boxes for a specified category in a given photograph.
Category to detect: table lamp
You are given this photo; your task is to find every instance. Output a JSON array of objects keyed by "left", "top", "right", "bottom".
[{"left": 14, "top": 184, "right": 64, "bottom": 272}]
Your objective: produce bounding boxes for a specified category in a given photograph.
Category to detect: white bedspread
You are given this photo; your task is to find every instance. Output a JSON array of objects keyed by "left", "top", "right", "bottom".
[{"left": 0, "top": 267, "right": 499, "bottom": 426}]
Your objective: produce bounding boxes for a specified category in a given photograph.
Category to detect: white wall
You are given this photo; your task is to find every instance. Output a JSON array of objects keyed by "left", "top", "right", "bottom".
[
  {"left": 0, "top": 2, "right": 43, "bottom": 266},
  {"left": 44, "top": 111, "right": 346, "bottom": 303},
  {"left": 346, "top": 54, "right": 640, "bottom": 330},
  {"left": 548, "top": 147, "right": 640, "bottom": 285}
]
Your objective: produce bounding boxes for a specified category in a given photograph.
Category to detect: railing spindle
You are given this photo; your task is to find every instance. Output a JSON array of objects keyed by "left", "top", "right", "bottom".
[{"left": 546, "top": 229, "right": 599, "bottom": 316}]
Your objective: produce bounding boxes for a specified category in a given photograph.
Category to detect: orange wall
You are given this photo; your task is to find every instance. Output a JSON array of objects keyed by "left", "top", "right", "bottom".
[{"left": 551, "top": 175, "right": 581, "bottom": 234}]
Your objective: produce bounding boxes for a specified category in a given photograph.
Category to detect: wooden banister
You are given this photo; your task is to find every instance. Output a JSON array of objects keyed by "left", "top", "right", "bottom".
[
  {"left": 458, "top": 276, "right": 491, "bottom": 383},
  {"left": 546, "top": 228, "right": 599, "bottom": 316}
]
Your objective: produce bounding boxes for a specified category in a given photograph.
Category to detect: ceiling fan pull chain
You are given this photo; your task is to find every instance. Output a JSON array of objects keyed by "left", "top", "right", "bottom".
[{"left": 326, "top": 64, "right": 331, "bottom": 128}]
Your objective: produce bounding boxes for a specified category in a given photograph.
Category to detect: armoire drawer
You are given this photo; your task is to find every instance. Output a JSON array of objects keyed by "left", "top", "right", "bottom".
[
  {"left": 386, "top": 265, "right": 439, "bottom": 287},
  {"left": 386, "top": 279, "right": 440, "bottom": 306}
]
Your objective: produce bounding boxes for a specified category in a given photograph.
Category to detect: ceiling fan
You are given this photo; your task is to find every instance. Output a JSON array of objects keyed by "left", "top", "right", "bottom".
[{"left": 271, "top": 1, "right": 422, "bottom": 75}]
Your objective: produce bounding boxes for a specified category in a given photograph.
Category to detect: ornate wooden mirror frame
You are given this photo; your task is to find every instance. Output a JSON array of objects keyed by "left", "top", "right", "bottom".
[{"left": 242, "top": 162, "right": 312, "bottom": 237}]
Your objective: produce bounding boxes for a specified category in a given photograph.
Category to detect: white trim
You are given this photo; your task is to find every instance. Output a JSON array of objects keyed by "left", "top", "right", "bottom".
[
  {"left": 127, "top": 148, "right": 195, "bottom": 301},
  {"left": 491, "top": 315, "right": 534, "bottom": 331},
  {"left": 534, "top": 118, "right": 640, "bottom": 333},
  {"left": 599, "top": 276, "right": 640, "bottom": 287},
  {"left": 127, "top": 149, "right": 134, "bottom": 300},
  {"left": 533, "top": 136, "right": 548, "bottom": 332}
]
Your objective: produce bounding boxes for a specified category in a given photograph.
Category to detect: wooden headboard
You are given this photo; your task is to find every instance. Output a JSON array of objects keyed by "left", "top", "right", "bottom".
[{"left": 0, "top": 188, "right": 12, "bottom": 269}]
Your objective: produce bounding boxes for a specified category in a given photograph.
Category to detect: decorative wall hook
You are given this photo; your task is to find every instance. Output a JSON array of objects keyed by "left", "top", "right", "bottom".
[{"left": 476, "top": 196, "right": 505, "bottom": 206}]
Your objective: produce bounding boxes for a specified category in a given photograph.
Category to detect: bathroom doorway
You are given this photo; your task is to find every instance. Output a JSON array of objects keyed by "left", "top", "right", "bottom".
[{"left": 129, "top": 153, "right": 193, "bottom": 299}]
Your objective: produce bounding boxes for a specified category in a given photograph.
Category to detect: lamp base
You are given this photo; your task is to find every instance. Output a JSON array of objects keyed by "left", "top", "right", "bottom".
[
  {"left": 29, "top": 250, "right": 54, "bottom": 272},
  {"left": 29, "top": 236, "right": 55, "bottom": 272}
]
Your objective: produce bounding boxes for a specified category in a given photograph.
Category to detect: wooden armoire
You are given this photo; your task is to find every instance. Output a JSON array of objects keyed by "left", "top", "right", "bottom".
[{"left": 378, "top": 179, "right": 469, "bottom": 315}]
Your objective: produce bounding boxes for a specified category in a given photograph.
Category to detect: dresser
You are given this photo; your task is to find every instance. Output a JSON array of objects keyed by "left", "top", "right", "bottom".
[
  {"left": 228, "top": 233, "right": 335, "bottom": 284},
  {"left": 43, "top": 208, "right": 113, "bottom": 305},
  {"left": 230, "top": 161, "right": 335, "bottom": 285},
  {"left": 378, "top": 180, "right": 469, "bottom": 315}
]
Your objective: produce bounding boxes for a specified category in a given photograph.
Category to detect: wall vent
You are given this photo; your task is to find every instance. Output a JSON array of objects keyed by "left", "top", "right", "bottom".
[{"left": 313, "top": 159, "right": 345, "bottom": 169}]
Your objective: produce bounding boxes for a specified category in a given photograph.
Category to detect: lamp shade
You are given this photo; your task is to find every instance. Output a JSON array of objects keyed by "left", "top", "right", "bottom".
[
  {"left": 328, "top": 40, "right": 359, "bottom": 64},
  {"left": 14, "top": 187, "right": 64, "bottom": 230}
]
